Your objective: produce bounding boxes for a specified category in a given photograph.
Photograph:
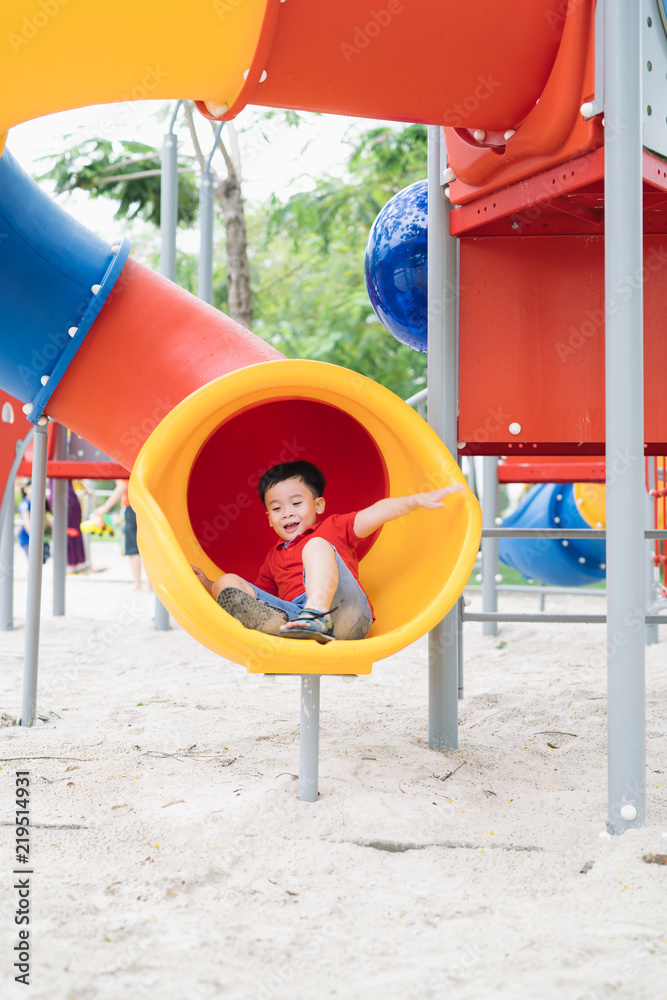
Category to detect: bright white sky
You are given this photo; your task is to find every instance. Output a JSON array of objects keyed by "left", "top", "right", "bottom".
[{"left": 7, "top": 100, "right": 381, "bottom": 243}]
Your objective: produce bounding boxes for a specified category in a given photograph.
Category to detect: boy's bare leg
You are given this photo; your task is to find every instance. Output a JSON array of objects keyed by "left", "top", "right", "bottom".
[
  {"left": 280, "top": 537, "right": 338, "bottom": 631},
  {"left": 191, "top": 566, "right": 255, "bottom": 602},
  {"left": 129, "top": 554, "right": 143, "bottom": 592}
]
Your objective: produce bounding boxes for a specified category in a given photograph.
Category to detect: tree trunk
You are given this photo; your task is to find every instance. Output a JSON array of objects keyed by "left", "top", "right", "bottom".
[{"left": 215, "top": 174, "right": 253, "bottom": 331}]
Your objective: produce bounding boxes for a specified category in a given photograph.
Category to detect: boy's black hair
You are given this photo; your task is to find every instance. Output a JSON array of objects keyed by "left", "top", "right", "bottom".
[{"left": 258, "top": 461, "right": 325, "bottom": 506}]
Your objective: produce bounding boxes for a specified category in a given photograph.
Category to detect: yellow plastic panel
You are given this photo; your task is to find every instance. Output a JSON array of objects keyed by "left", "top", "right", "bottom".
[
  {"left": 130, "top": 360, "right": 482, "bottom": 675},
  {"left": 574, "top": 482, "right": 606, "bottom": 528},
  {"left": 0, "top": 0, "right": 273, "bottom": 133}
]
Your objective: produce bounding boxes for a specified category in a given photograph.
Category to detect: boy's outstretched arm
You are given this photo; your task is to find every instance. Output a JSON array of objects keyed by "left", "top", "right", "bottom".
[{"left": 353, "top": 484, "right": 466, "bottom": 539}]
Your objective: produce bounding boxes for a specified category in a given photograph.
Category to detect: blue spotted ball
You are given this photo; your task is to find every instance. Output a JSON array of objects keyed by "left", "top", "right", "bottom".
[{"left": 364, "top": 179, "right": 428, "bottom": 353}]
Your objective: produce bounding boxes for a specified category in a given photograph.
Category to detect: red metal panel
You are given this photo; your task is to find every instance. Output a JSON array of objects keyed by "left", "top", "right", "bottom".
[
  {"left": 497, "top": 456, "right": 606, "bottom": 483},
  {"left": 458, "top": 235, "right": 667, "bottom": 453},
  {"left": 15, "top": 461, "right": 130, "bottom": 479}
]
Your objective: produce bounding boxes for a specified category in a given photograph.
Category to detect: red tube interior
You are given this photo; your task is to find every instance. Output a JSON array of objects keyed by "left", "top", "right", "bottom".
[{"left": 186, "top": 398, "right": 388, "bottom": 579}]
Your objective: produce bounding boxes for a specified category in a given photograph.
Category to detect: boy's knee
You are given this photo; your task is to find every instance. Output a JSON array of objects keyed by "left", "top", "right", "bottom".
[
  {"left": 302, "top": 537, "right": 335, "bottom": 558},
  {"left": 213, "top": 573, "right": 252, "bottom": 600}
]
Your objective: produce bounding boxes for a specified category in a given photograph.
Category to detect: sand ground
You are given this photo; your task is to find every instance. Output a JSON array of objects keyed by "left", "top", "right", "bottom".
[{"left": 1, "top": 541, "right": 666, "bottom": 1000}]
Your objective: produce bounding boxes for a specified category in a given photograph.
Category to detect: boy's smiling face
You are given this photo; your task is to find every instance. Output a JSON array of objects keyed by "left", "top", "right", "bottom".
[{"left": 264, "top": 476, "right": 325, "bottom": 542}]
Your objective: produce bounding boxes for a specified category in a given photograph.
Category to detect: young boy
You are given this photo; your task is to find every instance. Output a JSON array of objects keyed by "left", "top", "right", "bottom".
[{"left": 192, "top": 460, "right": 464, "bottom": 643}]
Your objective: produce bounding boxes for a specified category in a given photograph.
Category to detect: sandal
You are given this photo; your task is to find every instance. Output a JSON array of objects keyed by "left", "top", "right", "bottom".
[
  {"left": 216, "top": 587, "right": 288, "bottom": 635},
  {"left": 279, "top": 607, "right": 337, "bottom": 644}
]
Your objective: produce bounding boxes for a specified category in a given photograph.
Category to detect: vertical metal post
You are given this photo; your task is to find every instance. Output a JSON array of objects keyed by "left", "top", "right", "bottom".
[
  {"left": 1, "top": 429, "right": 34, "bottom": 632},
  {"left": 198, "top": 122, "right": 224, "bottom": 305},
  {"left": 154, "top": 104, "right": 182, "bottom": 634},
  {"left": 160, "top": 101, "right": 181, "bottom": 283},
  {"left": 299, "top": 675, "right": 320, "bottom": 802},
  {"left": 51, "top": 423, "right": 68, "bottom": 616},
  {"left": 427, "top": 126, "right": 459, "bottom": 750},
  {"left": 466, "top": 455, "right": 478, "bottom": 497},
  {"left": 0, "top": 474, "right": 14, "bottom": 630},
  {"left": 604, "top": 1, "right": 645, "bottom": 832},
  {"left": 645, "top": 459, "right": 658, "bottom": 645},
  {"left": 457, "top": 596, "right": 464, "bottom": 700},
  {"left": 21, "top": 419, "right": 49, "bottom": 727},
  {"left": 198, "top": 170, "right": 214, "bottom": 303},
  {"left": 482, "top": 457, "right": 499, "bottom": 636}
]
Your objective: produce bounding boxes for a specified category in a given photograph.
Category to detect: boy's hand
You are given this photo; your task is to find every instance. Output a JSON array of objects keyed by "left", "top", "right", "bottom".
[
  {"left": 354, "top": 483, "right": 466, "bottom": 537},
  {"left": 414, "top": 484, "right": 466, "bottom": 509}
]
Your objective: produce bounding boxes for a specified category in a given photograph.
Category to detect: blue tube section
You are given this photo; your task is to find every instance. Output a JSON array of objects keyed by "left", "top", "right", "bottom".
[
  {"left": 0, "top": 147, "right": 130, "bottom": 421},
  {"left": 498, "top": 483, "right": 606, "bottom": 587}
]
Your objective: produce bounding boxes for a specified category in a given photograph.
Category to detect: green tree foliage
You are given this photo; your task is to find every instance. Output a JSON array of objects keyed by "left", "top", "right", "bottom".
[
  {"left": 38, "top": 138, "right": 198, "bottom": 227},
  {"left": 250, "top": 123, "right": 428, "bottom": 398}
]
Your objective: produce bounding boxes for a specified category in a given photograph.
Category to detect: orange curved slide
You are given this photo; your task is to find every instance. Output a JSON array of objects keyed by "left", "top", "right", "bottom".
[{"left": 0, "top": 1, "right": 564, "bottom": 134}]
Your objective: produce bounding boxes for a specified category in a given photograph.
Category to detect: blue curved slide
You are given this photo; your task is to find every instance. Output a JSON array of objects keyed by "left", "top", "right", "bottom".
[{"left": 498, "top": 483, "right": 606, "bottom": 587}]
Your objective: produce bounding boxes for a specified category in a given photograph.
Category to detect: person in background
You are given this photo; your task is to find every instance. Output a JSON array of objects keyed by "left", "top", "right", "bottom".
[
  {"left": 46, "top": 479, "right": 88, "bottom": 573},
  {"left": 17, "top": 479, "right": 52, "bottom": 564},
  {"left": 93, "top": 479, "right": 146, "bottom": 591}
]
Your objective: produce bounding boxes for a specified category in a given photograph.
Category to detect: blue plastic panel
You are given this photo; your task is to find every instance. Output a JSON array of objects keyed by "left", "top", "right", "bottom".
[
  {"left": 0, "top": 147, "right": 130, "bottom": 416},
  {"left": 499, "top": 483, "right": 606, "bottom": 587}
]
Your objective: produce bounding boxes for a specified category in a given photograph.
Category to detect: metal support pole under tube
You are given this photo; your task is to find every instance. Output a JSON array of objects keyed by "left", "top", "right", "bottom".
[
  {"left": 299, "top": 675, "right": 320, "bottom": 802},
  {"left": 604, "top": 0, "right": 646, "bottom": 832},
  {"left": 457, "top": 597, "right": 464, "bottom": 700},
  {"left": 645, "top": 459, "right": 658, "bottom": 646},
  {"left": 427, "top": 126, "right": 459, "bottom": 750},
  {"left": 51, "top": 423, "right": 68, "bottom": 617},
  {"left": 22, "top": 419, "right": 49, "bottom": 727},
  {"left": 481, "top": 457, "right": 499, "bottom": 637}
]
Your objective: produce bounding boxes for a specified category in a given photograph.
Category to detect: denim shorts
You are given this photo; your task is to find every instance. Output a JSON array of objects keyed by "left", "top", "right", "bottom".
[
  {"left": 250, "top": 546, "right": 373, "bottom": 640},
  {"left": 123, "top": 506, "right": 139, "bottom": 556}
]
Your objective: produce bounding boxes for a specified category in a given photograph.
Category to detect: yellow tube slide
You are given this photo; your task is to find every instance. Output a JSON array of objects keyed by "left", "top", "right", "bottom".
[{"left": 131, "top": 361, "right": 481, "bottom": 675}]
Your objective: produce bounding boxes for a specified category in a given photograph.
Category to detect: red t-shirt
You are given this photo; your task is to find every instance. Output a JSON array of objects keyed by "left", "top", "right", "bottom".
[{"left": 255, "top": 511, "right": 368, "bottom": 605}]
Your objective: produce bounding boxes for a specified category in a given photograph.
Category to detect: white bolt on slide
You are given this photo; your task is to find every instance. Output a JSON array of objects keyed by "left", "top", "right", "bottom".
[
  {"left": 243, "top": 68, "right": 250, "bottom": 79},
  {"left": 620, "top": 804, "right": 637, "bottom": 821},
  {"left": 562, "top": 540, "right": 569, "bottom": 548},
  {"left": 576, "top": 497, "right": 584, "bottom": 505},
  {"left": 473, "top": 129, "right": 486, "bottom": 142},
  {"left": 495, "top": 517, "right": 503, "bottom": 525},
  {"left": 443, "top": 167, "right": 455, "bottom": 182},
  {"left": 21, "top": 403, "right": 32, "bottom": 415},
  {"left": 91, "top": 284, "right": 101, "bottom": 295},
  {"left": 508, "top": 422, "right": 521, "bottom": 435},
  {"left": 554, "top": 516, "right": 561, "bottom": 524},
  {"left": 503, "top": 129, "right": 516, "bottom": 140},
  {"left": 111, "top": 244, "right": 120, "bottom": 254},
  {"left": 443, "top": 186, "right": 451, "bottom": 200},
  {"left": 40, "top": 375, "right": 49, "bottom": 385},
  {"left": 68, "top": 327, "right": 78, "bottom": 337},
  {"left": 556, "top": 494, "right": 563, "bottom": 501},
  {"left": 494, "top": 574, "right": 503, "bottom": 582},
  {"left": 259, "top": 70, "right": 268, "bottom": 82},
  {"left": 37, "top": 416, "right": 48, "bottom": 426},
  {"left": 580, "top": 102, "right": 595, "bottom": 119},
  {"left": 578, "top": 557, "right": 586, "bottom": 564}
]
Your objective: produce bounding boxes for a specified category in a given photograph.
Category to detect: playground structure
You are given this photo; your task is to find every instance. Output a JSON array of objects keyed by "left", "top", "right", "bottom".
[
  {"left": 0, "top": 401, "right": 130, "bottom": 625},
  {"left": 0, "top": 0, "right": 665, "bottom": 825}
]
